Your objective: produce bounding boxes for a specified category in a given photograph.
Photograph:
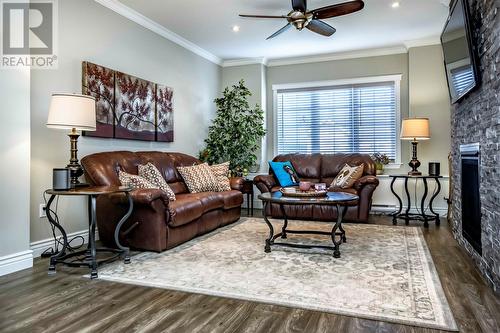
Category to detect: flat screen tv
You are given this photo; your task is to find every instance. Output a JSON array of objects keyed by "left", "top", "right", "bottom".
[{"left": 441, "top": 0, "right": 479, "bottom": 104}]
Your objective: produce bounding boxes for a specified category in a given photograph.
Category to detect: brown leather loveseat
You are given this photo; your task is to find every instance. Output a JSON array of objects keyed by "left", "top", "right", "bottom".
[
  {"left": 81, "top": 151, "right": 244, "bottom": 252},
  {"left": 254, "top": 153, "right": 379, "bottom": 223}
]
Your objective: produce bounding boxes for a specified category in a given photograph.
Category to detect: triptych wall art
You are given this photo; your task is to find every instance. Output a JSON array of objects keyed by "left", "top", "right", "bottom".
[{"left": 82, "top": 61, "right": 174, "bottom": 142}]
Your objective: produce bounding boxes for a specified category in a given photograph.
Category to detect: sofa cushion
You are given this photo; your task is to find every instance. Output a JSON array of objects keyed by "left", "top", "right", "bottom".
[
  {"left": 273, "top": 153, "right": 322, "bottom": 179},
  {"left": 168, "top": 192, "right": 226, "bottom": 227},
  {"left": 269, "top": 160, "right": 299, "bottom": 187},
  {"left": 138, "top": 162, "right": 176, "bottom": 201},
  {"left": 193, "top": 192, "right": 225, "bottom": 212},
  {"left": 210, "top": 162, "right": 232, "bottom": 191},
  {"left": 219, "top": 190, "right": 244, "bottom": 209},
  {"left": 118, "top": 170, "right": 157, "bottom": 190},
  {"left": 168, "top": 195, "right": 204, "bottom": 227},
  {"left": 177, "top": 163, "right": 218, "bottom": 193},
  {"left": 330, "top": 164, "right": 364, "bottom": 189}
]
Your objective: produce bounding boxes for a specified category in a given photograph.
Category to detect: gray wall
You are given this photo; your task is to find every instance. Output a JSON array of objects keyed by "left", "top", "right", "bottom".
[
  {"left": 0, "top": 68, "right": 31, "bottom": 258},
  {"left": 30, "top": 0, "right": 221, "bottom": 243},
  {"left": 265, "top": 53, "right": 410, "bottom": 172},
  {"left": 223, "top": 49, "right": 451, "bottom": 211},
  {"left": 450, "top": 0, "right": 499, "bottom": 292}
]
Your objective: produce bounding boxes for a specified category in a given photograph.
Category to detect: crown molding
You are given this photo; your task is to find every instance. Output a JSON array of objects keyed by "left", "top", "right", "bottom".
[
  {"left": 266, "top": 46, "right": 408, "bottom": 67},
  {"left": 94, "top": 0, "right": 222, "bottom": 65},
  {"left": 222, "top": 57, "right": 268, "bottom": 68},
  {"left": 404, "top": 36, "right": 442, "bottom": 49}
]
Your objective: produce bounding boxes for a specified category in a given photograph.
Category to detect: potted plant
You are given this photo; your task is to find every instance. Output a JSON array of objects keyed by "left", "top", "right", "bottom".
[
  {"left": 199, "top": 80, "right": 266, "bottom": 176},
  {"left": 371, "top": 152, "right": 390, "bottom": 175}
]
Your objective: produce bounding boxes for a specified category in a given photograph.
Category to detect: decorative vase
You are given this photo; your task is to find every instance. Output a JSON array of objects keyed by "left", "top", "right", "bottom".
[{"left": 375, "top": 163, "right": 384, "bottom": 175}]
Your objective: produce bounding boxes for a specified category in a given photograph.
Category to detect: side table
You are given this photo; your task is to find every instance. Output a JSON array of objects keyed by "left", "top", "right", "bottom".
[
  {"left": 240, "top": 179, "right": 254, "bottom": 216},
  {"left": 389, "top": 175, "right": 442, "bottom": 228},
  {"left": 45, "top": 186, "right": 133, "bottom": 279}
]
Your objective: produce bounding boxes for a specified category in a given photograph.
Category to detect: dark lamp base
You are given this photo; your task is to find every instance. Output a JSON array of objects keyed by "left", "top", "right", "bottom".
[{"left": 408, "top": 170, "right": 422, "bottom": 176}]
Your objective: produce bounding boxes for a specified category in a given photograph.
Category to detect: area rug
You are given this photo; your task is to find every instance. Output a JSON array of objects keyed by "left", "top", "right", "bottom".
[{"left": 97, "top": 218, "right": 458, "bottom": 331}]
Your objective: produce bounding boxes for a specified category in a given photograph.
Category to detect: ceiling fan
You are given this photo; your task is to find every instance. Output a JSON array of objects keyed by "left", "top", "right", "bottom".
[{"left": 239, "top": 0, "right": 364, "bottom": 40}]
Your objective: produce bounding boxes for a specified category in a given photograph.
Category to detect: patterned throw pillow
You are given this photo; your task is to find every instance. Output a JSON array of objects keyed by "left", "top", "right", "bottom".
[
  {"left": 177, "top": 163, "right": 218, "bottom": 193},
  {"left": 210, "top": 162, "right": 231, "bottom": 192},
  {"left": 118, "top": 170, "right": 158, "bottom": 190},
  {"left": 330, "top": 164, "right": 364, "bottom": 189},
  {"left": 138, "top": 163, "right": 176, "bottom": 201}
]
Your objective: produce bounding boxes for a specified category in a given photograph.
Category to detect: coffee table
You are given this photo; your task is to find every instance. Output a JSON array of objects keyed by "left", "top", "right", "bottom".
[{"left": 258, "top": 191, "right": 359, "bottom": 258}]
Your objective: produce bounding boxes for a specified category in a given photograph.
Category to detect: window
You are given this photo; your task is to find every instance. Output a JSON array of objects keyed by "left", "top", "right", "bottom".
[
  {"left": 274, "top": 76, "right": 401, "bottom": 162},
  {"left": 450, "top": 65, "right": 475, "bottom": 96}
]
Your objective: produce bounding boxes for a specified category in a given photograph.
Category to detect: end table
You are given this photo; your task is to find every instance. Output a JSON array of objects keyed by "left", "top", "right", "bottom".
[
  {"left": 241, "top": 179, "right": 254, "bottom": 216},
  {"left": 389, "top": 175, "right": 442, "bottom": 228},
  {"left": 45, "top": 186, "right": 133, "bottom": 279}
]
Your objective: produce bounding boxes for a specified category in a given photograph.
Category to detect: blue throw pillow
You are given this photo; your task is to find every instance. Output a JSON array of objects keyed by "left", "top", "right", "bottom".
[{"left": 269, "top": 161, "right": 299, "bottom": 187}]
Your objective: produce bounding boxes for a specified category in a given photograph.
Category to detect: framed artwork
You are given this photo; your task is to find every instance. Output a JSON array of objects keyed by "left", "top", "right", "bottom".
[
  {"left": 82, "top": 62, "right": 115, "bottom": 138},
  {"left": 81, "top": 61, "right": 174, "bottom": 142},
  {"left": 115, "top": 72, "right": 155, "bottom": 141},
  {"left": 156, "top": 84, "right": 174, "bottom": 142}
]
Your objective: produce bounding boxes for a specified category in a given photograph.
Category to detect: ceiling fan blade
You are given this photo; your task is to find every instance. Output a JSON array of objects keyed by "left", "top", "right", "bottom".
[
  {"left": 306, "top": 19, "right": 336, "bottom": 37},
  {"left": 291, "top": 0, "right": 307, "bottom": 12},
  {"left": 239, "top": 14, "right": 289, "bottom": 19},
  {"left": 311, "top": 0, "right": 364, "bottom": 19},
  {"left": 266, "top": 24, "right": 291, "bottom": 40}
]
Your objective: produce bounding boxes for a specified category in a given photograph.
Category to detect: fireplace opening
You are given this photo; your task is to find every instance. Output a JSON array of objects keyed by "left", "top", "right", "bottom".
[{"left": 460, "top": 143, "right": 482, "bottom": 255}]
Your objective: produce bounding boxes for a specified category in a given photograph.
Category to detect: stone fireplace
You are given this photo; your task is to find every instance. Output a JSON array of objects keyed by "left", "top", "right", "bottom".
[{"left": 450, "top": 0, "right": 499, "bottom": 292}]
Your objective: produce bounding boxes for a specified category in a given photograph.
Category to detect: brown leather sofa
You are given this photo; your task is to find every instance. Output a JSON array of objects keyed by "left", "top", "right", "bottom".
[
  {"left": 81, "top": 151, "right": 244, "bottom": 252},
  {"left": 254, "top": 153, "right": 379, "bottom": 223}
]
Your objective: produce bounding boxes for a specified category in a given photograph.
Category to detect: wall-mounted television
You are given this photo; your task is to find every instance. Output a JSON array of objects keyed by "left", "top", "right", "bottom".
[{"left": 441, "top": 0, "right": 479, "bottom": 104}]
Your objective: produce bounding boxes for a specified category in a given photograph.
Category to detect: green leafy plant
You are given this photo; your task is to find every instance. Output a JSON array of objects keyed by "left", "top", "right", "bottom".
[
  {"left": 371, "top": 152, "right": 390, "bottom": 171},
  {"left": 199, "top": 80, "right": 266, "bottom": 175}
]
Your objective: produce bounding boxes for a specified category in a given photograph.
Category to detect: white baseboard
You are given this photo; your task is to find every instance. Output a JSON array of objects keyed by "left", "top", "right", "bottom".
[
  {"left": 371, "top": 205, "right": 448, "bottom": 217},
  {"left": 0, "top": 250, "right": 33, "bottom": 276},
  {"left": 30, "top": 229, "right": 98, "bottom": 258}
]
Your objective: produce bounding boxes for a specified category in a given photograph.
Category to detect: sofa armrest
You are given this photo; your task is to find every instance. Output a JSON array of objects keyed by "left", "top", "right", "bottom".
[
  {"left": 229, "top": 177, "right": 245, "bottom": 191},
  {"left": 353, "top": 175, "right": 379, "bottom": 191},
  {"left": 108, "top": 188, "right": 171, "bottom": 207},
  {"left": 253, "top": 174, "right": 277, "bottom": 193}
]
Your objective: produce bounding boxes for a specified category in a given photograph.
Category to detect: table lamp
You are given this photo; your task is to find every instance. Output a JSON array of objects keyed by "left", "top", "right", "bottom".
[
  {"left": 47, "top": 93, "right": 96, "bottom": 187},
  {"left": 400, "top": 118, "right": 430, "bottom": 176}
]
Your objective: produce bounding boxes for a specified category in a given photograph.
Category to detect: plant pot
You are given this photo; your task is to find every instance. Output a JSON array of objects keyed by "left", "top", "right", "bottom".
[{"left": 376, "top": 168, "right": 384, "bottom": 175}]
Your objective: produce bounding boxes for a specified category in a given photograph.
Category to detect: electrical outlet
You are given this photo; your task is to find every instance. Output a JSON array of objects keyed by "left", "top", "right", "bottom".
[{"left": 39, "top": 204, "right": 47, "bottom": 218}]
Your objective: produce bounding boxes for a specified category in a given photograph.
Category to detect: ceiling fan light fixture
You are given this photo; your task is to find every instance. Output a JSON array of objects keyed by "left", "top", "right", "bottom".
[
  {"left": 232, "top": 25, "right": 240, "bottom": 32},
  {"left": 391, "top": 2, "right": 400, "bottom": 8}
]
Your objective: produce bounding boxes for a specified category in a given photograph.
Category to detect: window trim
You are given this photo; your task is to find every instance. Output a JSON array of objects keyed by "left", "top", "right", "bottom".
[{"left": 272, "top": 74, "right": 403, "bottom": 167}]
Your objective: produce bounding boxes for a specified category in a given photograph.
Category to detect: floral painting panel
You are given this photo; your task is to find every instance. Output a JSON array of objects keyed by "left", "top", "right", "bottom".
[
  {"left": 82, "top": 61, "right": 115, "bottom": 138},
  {"left": 156, "top": 84, "right": 174, "bottom": 142},
  {"left": 115, "top": 72, "right": 155, "bottom": 141}
]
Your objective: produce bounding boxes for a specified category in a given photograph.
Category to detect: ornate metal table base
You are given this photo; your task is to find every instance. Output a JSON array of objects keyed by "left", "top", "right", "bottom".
[
  {"left": 262, "top": 201, "right": 348, "bottom": 258},
  {"left": 46, "top": 188, "right": 133, "bottom": 279},
  {"left": 389, "top": 175, "right": 442, "bottom": 228}
]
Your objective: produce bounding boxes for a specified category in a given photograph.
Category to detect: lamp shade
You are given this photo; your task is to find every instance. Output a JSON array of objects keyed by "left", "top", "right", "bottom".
[
  {"left": 47, "top": 94, "right": 96, "bottom": 131},
  {"left": 400, "top": 118, "right": 430, "bottom": 140}
]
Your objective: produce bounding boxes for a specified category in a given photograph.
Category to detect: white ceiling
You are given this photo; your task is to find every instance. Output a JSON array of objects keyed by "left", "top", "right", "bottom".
[{"left": 115, "top": 0, "right": 450, "bottom": 62}]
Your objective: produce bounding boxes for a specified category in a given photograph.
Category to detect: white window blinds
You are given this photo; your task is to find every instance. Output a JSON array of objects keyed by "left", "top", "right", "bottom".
[
  {"left": 450, "top": 65, "right": 475, "bottom": 96},
  {"left": 276, "top": 81, "right": 398, "bottom": 161}
]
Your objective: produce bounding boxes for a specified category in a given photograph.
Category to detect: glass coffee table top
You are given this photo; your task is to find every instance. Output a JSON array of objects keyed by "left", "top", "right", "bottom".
[{"left": 258, "top": 191, "right": 359, "bottom": 206}]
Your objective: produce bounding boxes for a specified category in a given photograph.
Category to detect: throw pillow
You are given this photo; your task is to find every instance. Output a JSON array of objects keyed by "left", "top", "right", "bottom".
[
  {"left": 330, "top": 164, "right": 364, "bottom": 189},
  {"left": 118, "top": 170, "right": 158, "bottom": 190},
  {"left": 269, "top": 161, "right": 299, "bottom": 187},
  {"left": 210, "top": 162, "right": 232, "bottom": 192},
  {"left": 177, "top": 163, "right": 218, "bottom": 193},
  {"left": 138, "top": 162, "right": 176, "bottom": 201}
]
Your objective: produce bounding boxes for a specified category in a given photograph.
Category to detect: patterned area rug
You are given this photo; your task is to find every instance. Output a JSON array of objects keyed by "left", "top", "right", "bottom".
[{"left": 97, "top": 218, "right": 457, "bottom": 331}]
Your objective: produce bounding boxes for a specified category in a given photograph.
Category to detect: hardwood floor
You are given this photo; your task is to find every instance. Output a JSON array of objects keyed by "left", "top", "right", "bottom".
[{"left": 1, "top": 213, "right": 499, "bottom": 333}]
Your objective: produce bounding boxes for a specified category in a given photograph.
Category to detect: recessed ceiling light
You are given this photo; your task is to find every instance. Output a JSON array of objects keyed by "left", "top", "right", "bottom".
[
  {"left": 391, "top": 2, "right": 400, "bottom": 8},
  {"left": 232, "top": 25, "right": 240, "bottom": 32}
]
